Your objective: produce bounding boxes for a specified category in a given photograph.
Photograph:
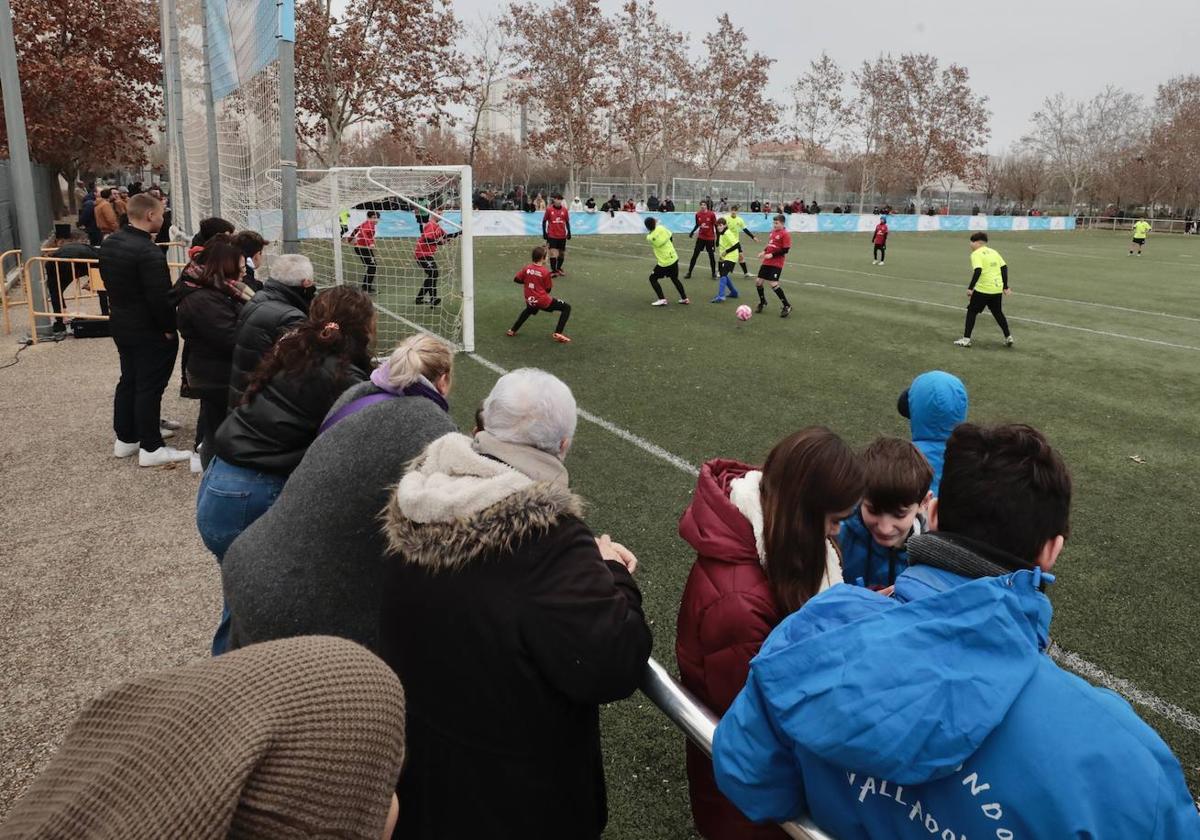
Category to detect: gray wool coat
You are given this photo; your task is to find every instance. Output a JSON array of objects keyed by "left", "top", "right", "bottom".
[{"left": 221, "top": 381, "right": 458, "bottom": 652}]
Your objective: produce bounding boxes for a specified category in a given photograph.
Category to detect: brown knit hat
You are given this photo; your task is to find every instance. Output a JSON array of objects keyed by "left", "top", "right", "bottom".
[{"left": 1, "top": 636, "right": 405, "bottom": 839}]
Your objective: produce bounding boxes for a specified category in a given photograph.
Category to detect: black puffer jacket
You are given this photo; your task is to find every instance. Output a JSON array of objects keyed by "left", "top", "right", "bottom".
[
  {"left": 99, "top": 225, "right": 175, "bottom": 342},
  {"left": 173, "top": 279, "right": 242, "bottom": 391},
  {"left": 228, "top": 281, "right": 310, "bottom": 408},
  {"left": 213, "top": 353, "right": 367, "bottom": 476}
]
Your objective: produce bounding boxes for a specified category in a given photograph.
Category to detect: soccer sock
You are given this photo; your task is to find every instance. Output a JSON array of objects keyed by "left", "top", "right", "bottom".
[
  {"left": 773, "top": 285, "right": 790, "bottom": 306},
  {"left": 718, "top": 275, "right": 729, "bottom": 297},
  {"left": 727, "top": 275, "right": 739, "bottom": 296},
  {"left": 558, "top": 253, "right": 566, "bottom": 270},
  {"left": 555, "top": 302, "right": 571, "bottom": 333},
  {"left": 550, "top": 256, "right": 560, "bottom": 272},
  {"left": 649, "top": 277, "right": 665, "bottom": 299},
  {"left": 511, "top": 307, "right": 535, "bottom": 333},
  {"left": 757, "top": 284, "right": 767, "bottom": 304},
  {"left": 672, "top": 278, "right": 688, "bottom": 299}
]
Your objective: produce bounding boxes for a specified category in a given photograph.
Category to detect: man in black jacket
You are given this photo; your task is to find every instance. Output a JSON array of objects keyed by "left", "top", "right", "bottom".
[
  {"left": 227, "top": 253, "right": 316, "bottom": 409},
  {"left": 102, "top": 193, "right": 191, "bottom": 467}
]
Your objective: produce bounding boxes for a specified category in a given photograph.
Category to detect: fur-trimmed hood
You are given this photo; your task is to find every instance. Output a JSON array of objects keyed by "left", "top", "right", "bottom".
[{"left": 384, "top": 433, "right": 584, "bottom": 571}]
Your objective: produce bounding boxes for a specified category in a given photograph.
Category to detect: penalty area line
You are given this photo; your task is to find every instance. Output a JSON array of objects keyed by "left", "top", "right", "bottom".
[{"left": 463, "top": 350, "right": 1199, "bottom": 734}]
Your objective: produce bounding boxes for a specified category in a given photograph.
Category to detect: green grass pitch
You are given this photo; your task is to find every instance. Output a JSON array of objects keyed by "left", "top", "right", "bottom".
[{"left": 335, "top": 229, "right": 1200, "bottom": 837}]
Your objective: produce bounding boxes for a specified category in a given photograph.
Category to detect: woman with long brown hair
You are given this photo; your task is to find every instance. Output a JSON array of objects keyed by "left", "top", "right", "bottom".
[
  {"left": 196, "top": 285, "right": 376, "bottom": 654},
  {"left": 674, "top": 427, "right": 865, "bottom": 840}
]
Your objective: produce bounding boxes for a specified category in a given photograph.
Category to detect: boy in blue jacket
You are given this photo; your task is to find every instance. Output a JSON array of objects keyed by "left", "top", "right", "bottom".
[
  {"left": 840, "top": 437, "right": 932, "bottom": 590},
  {"left": 897, "top": 370, "right": 967, "bottom": 496},
  {"left": 714, "top": 423, "right": 1200, "bottom": 840}
]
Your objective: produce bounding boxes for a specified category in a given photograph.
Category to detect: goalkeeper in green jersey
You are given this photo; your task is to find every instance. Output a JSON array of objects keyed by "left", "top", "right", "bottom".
[{"left": 1129, "top": 218, "right": 1151, "bottom": 255}]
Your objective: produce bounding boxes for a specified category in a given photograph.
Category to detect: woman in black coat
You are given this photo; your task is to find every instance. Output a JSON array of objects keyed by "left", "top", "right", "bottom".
[
  {"left": 380, "top": 369, "right": 653, "bottom": 839},
  {"left": 173, "top": 234, "right": 248, "bottom": 466}
]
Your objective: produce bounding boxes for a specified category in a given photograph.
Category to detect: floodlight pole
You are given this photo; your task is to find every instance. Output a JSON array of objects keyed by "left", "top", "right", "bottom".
[
  {"left": 278, "top": 0, "right": 299, "bottom": 254},
  {"left": 200, "top": 0, "right": 222, "bottom": 216},
  {"left": 0, "top": 0, "right": 51, "bottom": 334}
]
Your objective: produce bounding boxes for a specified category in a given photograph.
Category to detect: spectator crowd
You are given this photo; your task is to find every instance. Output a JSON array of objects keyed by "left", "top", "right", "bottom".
[{"left": 3, "top": 190, "right": 1198, "bottom": 840}]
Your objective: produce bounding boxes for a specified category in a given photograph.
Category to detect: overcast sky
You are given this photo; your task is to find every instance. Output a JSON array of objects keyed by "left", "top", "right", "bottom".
[{"left": 447, "top": 0, "right": 1200, "bottom": 152}]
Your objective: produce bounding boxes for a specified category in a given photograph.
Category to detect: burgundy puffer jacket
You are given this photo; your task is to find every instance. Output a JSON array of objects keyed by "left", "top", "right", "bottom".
[{"left": 676, "top": 459, "right": 787, "bottom": 840}]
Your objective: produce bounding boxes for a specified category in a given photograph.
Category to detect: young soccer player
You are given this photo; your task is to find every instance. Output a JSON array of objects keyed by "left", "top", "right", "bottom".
[
  {"left": 347, "top": 210, "right": 379, "bottom": 294},
  {"left": 954, "top": 231, "right": 1013, "bottom": 347},
  {"left": 723, "top": 205, "right": 755, "bottom": 276},
  {"left": 839, "top": 437, "right": 933, "bottom": 590},
  {"left": 755, "top": 215, "right": 793, "bottom": 318},
  {"left": 644, "top": 217, "right": 689, "bottom": 306},
  {"left": 414, "top": 210, "right": 462, "bottom": 306},
  {"left": 872, "top": 215, "right": 889, "bottom": 264},
  {"left": 506, "top": 245, "right": 572, "bottom": 343},
  {"left": 542, "top": 194, "right": 572, "bottom": 276},
  {"left": 1130, "top": 218, "right": 1151, "bottom": 255},
  {"left": 685, "top": 200, "right": 718, "bottom": 280},
  {"left": 711, "top": 218, "right": 741, "bottom": 303}
]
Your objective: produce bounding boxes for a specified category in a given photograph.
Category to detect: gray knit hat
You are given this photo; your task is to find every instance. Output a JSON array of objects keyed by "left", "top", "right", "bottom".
[{"left": 1, "top": 636, "right": 406, "bottom": 839}]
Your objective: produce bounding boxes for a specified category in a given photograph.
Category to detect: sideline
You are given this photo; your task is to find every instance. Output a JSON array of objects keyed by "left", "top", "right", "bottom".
[
  {"left": 463, "top": 348, "right": 1200, "bottom": 740},
  {"left": 1027, "top": 243, "right": 1199, "bottom": 269}
]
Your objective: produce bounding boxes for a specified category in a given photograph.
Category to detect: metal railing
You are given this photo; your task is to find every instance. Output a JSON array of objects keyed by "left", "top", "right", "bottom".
[
  {"left": 1076, "top": 216, "right": 1198, "bottom": 235},
  {"left": 640, "top": 658, "right": 835, "bottom": 840},
  {"left": 1, "top": 248, "right": 23, "bottom": 334}
]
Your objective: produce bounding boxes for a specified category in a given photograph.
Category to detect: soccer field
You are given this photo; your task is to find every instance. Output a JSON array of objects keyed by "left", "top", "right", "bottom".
[{"left": 354, "top": 228, "right": 1200, "bottom": 837}]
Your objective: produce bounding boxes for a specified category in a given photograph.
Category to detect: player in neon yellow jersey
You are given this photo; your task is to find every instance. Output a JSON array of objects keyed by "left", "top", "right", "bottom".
[
  {"left": 954, "top": 232, "right": 1013, "bottom": 348},
  {"left": 1130, "top": 218, "right": 1151, "bottom": 255}
]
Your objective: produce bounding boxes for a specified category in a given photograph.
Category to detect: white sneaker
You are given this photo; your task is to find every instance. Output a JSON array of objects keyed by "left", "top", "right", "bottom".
[
  {"left": 138, "top": 446, "right": 193, "bottom": 467},
  {"left": 651, "top": 299, "right": 668, "bottom": 306},
  {"left": 114, "top": 439, "right": 139, "bottom": 458},
  {"left": 878, "top": 260, "right": 885, "bottom": 265},
  {"left": 953, "top": 337, "right": 973, "bottom": 347},
  {"left": 161, "top": 428, "right": 175, "bottom": 440},
  {"left": 872, "top": 260, "right": 878, "bottom": 265},
  {"left": 160, "top": 418, "right": 183, "bottom": 431},
  {"left": 1004, "top": 335, "right": 1015, "bottom": 347},
  {"left": 190, "top": 452, "right": 203, "bottom": 473}
]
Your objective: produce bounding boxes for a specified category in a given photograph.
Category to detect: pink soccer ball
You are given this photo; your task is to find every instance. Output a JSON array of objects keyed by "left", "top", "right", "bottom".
[{"left": 735, "top": 304, "right": 753, "bottom": 321}]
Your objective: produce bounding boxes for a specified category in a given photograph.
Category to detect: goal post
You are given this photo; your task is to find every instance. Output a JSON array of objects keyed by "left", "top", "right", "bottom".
[{"left": 280, "top": 165, "right": 475, "bottom": 354}]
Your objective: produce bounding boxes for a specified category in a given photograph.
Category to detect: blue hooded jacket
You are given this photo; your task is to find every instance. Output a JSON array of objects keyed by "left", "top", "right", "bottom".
[
  {"left": 838, "top": 507, "right": 924, "bottom": 589},
  {"left": 713, "top": 562, "right": 1200, "bottom": 839},
  {"left": 904, "top": 371, "right": 967, "bottom": 496}
]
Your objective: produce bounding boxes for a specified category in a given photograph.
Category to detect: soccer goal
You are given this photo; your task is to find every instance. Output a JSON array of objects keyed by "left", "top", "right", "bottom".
[
  {"left": 671, "top": 178, "right": 757, "bottom": 210},
  {"left": 276, "top": 166, "right": 475, "bottom": 353}
]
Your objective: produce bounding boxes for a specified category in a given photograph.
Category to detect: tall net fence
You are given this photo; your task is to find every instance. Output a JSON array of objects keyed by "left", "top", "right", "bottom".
[
  {"left": 284, "top": 167, "right": 473, "bottom": 351},
  {"left": 170, "top": 0, "right": 283, "bottom": 237}
]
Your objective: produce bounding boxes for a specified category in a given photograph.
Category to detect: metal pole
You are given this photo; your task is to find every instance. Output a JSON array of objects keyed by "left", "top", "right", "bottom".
[
  {"left": 200, "top": 0, "right": 221, "bottom": 216},
  {"left": 459, "top": 165, "right": 475, "bottom": 352},
  {"left": 330, "top": 170, "right": 344, "bottom": 285},
  {"left": 277, "top": 0, "right": 299, "bottom": 254},
  {"left": 166, "top": 0, "right": 193, "bottom": 235},
  {"left": 0, "top": 0, "right": 51, "bottom": 336}
]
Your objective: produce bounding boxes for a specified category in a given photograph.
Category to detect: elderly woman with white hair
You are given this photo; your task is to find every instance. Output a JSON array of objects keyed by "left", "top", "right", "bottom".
[
  {"left": 220, "top": 333, "right": 457, "bottom": 652},
  {"left": 378, "top": 368, "right": 653, "bottom": 840}
]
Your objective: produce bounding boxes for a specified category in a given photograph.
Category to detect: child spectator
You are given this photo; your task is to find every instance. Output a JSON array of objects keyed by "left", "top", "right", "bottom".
[
  {"left": 506, "top": 245, "right": 572, "bottom": 343},
  {"left": 235, "top": 230, "right": 267, "bottom": 290},
  {"left": 839, "top": 437, "right": 933, "bottom": 589},
  {"left": 898, "top": 370, "right": 968, "bottom": 496}
]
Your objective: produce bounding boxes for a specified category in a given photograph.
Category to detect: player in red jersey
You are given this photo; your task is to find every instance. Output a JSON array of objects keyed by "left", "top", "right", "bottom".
[
  {"left": 413, "top": 209, "right": 461, "bottom": 306},
  {"left": 686, "top": 200, "right": 718, "bottom": 280},
  {"left": 542, "top": 194, "right": 572, "bottom": 277},
  {"left": 755, "top": 214, "right": 793, "bottom": 318},
  {"left": 872, "top": 215, "right": 889, "bottom": 265},
  {"left": 346, "top": 210, "right": 379, "bottom": 294},
  {"left": 506, "top": 245, "right": 572, "bottom": 343}
]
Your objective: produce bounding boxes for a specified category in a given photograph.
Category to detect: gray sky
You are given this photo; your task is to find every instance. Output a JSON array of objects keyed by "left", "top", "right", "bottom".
[{"left": 449, "top": 0, "right": 1200, "bottom": 152}]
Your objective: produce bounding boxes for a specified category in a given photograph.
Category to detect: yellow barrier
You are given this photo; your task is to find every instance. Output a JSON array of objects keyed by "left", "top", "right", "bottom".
[{"left": 1, "top": 249, "right": 24, "bottom": 335}]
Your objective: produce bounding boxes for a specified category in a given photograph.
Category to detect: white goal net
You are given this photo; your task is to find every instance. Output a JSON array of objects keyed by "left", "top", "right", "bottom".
[
  {"left": 279, "top": 166, "right": 475, "bottom": 352},
  {"left": 671, "top": 177, "right": 757, "bottom": 210}
]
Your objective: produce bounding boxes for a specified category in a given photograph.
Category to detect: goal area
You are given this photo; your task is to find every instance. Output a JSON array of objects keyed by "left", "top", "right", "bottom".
[{"left": 671, "top": 177, "right": 757, "bottom": 210}]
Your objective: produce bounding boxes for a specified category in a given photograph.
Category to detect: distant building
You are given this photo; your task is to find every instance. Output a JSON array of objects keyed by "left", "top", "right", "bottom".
[{"left": 480, "top": 74, "right": 543, "bottom": 145}]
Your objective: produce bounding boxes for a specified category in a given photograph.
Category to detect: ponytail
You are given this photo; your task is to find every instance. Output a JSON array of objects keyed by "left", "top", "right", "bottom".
[{"left": 380, "top": 333, "right": 454, "bottom": 391}]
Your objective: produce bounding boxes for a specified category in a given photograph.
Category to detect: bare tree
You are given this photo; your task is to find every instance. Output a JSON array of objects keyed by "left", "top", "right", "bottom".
[
  {"left": 504, "top": 0, "right": 616, "bottom": 198},
  {"left": 1152, "top": 76, "right": 1200, "bottom": 212},
  {"left": 792, "top": 52, "right": 851, "bottom": 152},
  {"left": 676, "top": 14, "right": 775, "bottom": 188},
  {"left": 883, "top": 54, "right": 990, "bottom": 204},
  {"left": 849, "top": 56, "right": 898, "bottom": 211},
  {"left": 611, "top": 0, "right": 687, "bottom": 199},
  {"left": 970, "top": 153, "right": 1003, "bottom": 210},
  {"left": 461, "top": 14, "right": 512, "bottom": 169},
  {"left": 1023, "top": 86, "right": 1143, "bottom": 214},
  {"left": 999, "top": 151, "right": 1048, "bottom": 210}
]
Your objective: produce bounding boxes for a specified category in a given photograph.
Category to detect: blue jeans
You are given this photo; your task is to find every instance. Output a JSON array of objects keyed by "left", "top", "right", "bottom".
[{"left": 196, "top": 456, "right": 286, "bottom": 655}]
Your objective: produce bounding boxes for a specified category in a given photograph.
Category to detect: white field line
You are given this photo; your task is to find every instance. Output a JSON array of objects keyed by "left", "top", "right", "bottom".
[
  {"left": 802, "top": 283, "right": 1200, "bottom": 352},
  {"left": 1027, "top": 243, "right": 1199, "bottom": 269},
  {"left": 463, "top": 348, "right": 1200, "bottom": 738}
]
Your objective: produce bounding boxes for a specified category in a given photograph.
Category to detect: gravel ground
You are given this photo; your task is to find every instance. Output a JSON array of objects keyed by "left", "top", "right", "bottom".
[{"left": 0, "top": 332, "right": 217, "bottom": 816}]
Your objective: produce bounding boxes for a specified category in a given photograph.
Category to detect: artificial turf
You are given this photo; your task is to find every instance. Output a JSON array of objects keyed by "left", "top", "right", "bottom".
[{"left": 335, "top": 228, "right": 1200, "bottom": 837}]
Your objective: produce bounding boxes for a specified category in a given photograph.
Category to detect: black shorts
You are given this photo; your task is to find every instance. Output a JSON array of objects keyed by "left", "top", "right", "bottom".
[
  {"left": 1132, "top": 237, "right": 1145, "bottom": 245},
  {"left": 546, "top": 237, "right": 567, "bottom": 251},
  {"left": 718, "top": 260, "right": 736, "bottom": 276},
  {"left": 651, "top": 261, "right": 679, "bottom": 280},
  {"left": 757, "top": 265, "right": 782, "bottom": 282}
]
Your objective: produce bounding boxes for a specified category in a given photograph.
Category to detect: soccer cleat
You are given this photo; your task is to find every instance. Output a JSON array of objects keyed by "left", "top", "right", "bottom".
[
  {"left": 711, "top": 274, "right": 718, "bottom": 280},
  {"left": 684, "top": 272, "right": 692, "bottom": 280},
  {"left": 114, "top": 439, "right": 139, "bottom": 458},
  {"left": 710, "top": 296, "right": 725, "bottom": 303},
  {"left": 505, "top": 329, "right": 517, "bottom": 337},
  {"left": 651, "top": 299, "right": 668, "bottom": 306},
  {"left": 557, "top": 269, "right": 567, "bottom": 277},
  {"left": 550, "top": 270, "right": 563, "bottom": 278},
  {"left": 728, "top": 291, "right": 739, "bottom": 299},
  {"left": 879, "top": 260, "right": 885, "bottom": 265},
  {"left": 756, "top": 302, "right": 766, "bottom": 313},
  {"left": 138, "top": 446, "right": 192, "bottom": 467},
  {"left": 414, "top": 295, "right": 425, "bottom": 305},
  {"left": 679, "top": 298, "right": 691, "bottom": 305},
  {"left": 430, "top": 297, "right": 442, "bottom": 306},
  {"left": 780, "top": 305, "right": 792, "bottom": 318},
  {"left": 872, "top": 260, "right": 878, "bottom": 265},
  {"left": 953, "top": 337, "right": 973, "bottom": 347},
  {"left": 552, "top": 332, "right": 572, "bottom": 343},
  {"left": 1004, "top": 335, "right": 1015, "bottom": 347}
]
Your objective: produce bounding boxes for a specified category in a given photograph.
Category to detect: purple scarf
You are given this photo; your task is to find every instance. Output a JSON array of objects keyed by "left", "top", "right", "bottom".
[{"left": 319, "top": 368, "right": 448, "bottom": 435}]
